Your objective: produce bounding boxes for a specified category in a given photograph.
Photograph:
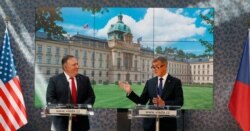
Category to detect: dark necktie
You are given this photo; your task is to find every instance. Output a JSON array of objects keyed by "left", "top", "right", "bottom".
[
  {"left": 70, "top": 77, "right": 77, "bottom": 105},
  {"left": 158, "top": 78, "right": 163, "bottom": 95}
]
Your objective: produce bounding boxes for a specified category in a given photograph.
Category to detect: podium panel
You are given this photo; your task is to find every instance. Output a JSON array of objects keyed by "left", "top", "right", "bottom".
[
  {"left": 128, "top": 105, "right": 181, "bottom": 131},
  {"left": 41, "top": 104, "right": 94, "bottom": 131}
]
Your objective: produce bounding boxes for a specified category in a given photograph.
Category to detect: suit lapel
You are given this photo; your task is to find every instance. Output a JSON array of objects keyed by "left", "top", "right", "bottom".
[
  {"left": 161, "top": 75, "right": 172, "bottom": 97},
  {"left": 60, "top": 73, "right": 69, "bottom": 88},
  {"left": 150, "top": 77, "right": 158, "bottom": 97}
]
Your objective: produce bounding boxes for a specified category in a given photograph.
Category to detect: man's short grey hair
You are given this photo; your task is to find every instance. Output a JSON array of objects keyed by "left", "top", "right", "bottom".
[
  {"left": 152, "top": 56, "right": 168, "bottom": 65},
  {"left": 61, "top": 55, "right": 75, "bottom": 70}
]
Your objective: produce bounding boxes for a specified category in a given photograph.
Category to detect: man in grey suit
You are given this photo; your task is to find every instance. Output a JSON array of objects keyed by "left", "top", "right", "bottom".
[
  {"left": 46, "top": 55, "right": 95, "bottom": 131},
  {"left": 119, "top": 56, "right": 183, "bottom": 131}
]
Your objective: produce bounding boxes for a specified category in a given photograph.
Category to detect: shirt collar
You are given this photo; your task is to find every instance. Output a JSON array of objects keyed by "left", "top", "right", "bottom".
[
  {"left": 64, "top": 72, "right": 72, "bottom": 80},
  {"left": 158, "top": 73, "right": 168, "bottom": 81}
]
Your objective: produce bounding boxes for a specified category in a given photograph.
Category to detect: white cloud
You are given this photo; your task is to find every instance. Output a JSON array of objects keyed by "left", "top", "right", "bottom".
[
  {"left": 189, "top": 0, "right": 250, "bottom": 25},
  {"left": 95, "top": 8, "right": 206, "bottom": 45},
  {"left": 194, "top": 10, "right": 201, "bottom": 16},
  {"left": 152, "top": 8, "right": 205, "bottom": 42},
  {"left": 202, "top": 9, "right": 210, "bottom": 15},
  {"left": 176, "top": 8, "right": 184, "bottom": 14}
]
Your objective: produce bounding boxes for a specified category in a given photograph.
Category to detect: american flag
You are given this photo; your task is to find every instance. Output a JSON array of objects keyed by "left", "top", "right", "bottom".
[
  {"left": 0, "top": 29, "right": 28, "bottom": 131},
  {"left": 83, "top": 24, "right": 89, "bottom": 29}
]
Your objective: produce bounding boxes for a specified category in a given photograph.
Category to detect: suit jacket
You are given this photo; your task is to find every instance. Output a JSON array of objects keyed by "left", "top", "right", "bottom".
[
  {"left": 127, "top": 74, "right": 183, "bottom": 131},
  {"left": 46, "top": 73, "right": 95, "bottom": 131}
]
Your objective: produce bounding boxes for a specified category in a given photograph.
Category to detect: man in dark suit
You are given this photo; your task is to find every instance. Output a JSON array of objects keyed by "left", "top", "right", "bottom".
[
  {"left": 119, "top": 56, "right": 183, "bottom": 131},
  {"left": 46, "top": 55, "right": 95, "bottom": 131}
]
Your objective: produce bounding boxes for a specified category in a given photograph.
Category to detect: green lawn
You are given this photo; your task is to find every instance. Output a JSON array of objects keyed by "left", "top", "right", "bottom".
[
  {"left": 93, "top": 84, "right": 213, "bottom": 109},
  {"left": 35, "top": 84, "right": 213, "bottom": 109}
]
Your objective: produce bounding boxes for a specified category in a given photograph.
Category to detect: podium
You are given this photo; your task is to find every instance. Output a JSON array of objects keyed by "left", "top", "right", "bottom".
[
  {"left": 128, "top": 105, "right": 181, "bottom": 131},
  {"left": 41, "top": 104, "right": 94, "bottom": 131}
]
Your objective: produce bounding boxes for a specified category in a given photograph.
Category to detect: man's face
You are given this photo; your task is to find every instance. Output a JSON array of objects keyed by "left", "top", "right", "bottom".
[
  {"left": 151, "top": 60, "right": 167, "bottom": 77},
  {"left": 64, "top": 57, "right": 79, "bottom": 77}
]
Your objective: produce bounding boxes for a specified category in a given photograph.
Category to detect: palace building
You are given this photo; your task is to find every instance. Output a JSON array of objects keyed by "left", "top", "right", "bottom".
[{"left": 35, "top": 14, "right": 213, "bottom": 84}]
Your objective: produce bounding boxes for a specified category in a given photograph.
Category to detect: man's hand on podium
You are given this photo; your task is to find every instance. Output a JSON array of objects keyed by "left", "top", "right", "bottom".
[{"left": 152, "top": 95, "right": 165, "bottom": 107}]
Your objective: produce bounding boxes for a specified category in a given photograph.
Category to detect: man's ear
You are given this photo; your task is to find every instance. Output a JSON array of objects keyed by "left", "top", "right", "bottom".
[{"left": 63, "top": 64, "right": 67, "bottom": 70}]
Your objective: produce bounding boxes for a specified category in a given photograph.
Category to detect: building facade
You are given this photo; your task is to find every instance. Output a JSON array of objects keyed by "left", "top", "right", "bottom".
[{"left": 35, "top": 14, "right": 213, "bottom": 84}]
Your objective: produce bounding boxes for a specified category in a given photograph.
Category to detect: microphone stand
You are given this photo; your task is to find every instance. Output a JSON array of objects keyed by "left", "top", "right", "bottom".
[
  {"left": 155, "top": 85, "right": 160, "bottom": 131},
  {"left": 67, "top": 82, "right": 72, "bottom": 131}
]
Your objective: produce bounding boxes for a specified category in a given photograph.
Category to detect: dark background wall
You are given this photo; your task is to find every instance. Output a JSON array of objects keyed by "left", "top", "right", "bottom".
[{"left": 0, "top": 0, "right": 247, "bottom": 131}]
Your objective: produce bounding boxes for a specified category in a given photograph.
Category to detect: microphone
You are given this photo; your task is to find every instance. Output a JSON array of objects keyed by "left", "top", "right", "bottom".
[{"left": 155, "top": 84, "right": 160, "bottom": 96}]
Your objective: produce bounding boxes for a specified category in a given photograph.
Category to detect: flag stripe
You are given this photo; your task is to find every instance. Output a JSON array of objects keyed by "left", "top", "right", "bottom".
[
  {"left": 10, "top": 77, "right": 22, "bottom": 100},
  {"left": 0, "top": 114, "right": 11, "bottom": 131},
  {"left": 0, "top": 80, "right": 27, "bottom": 126},
  {"left": 0, "top": 99, "right": 18, "bottom": 130},
  {"left": 0, "top": 88, "right": 24, "bottom": 126},
  {"left": 9, "top": 77, "right": 27, "bottom": 116},
  {"left": 229, "top": 81, "right": 250, "bottom": 130}
]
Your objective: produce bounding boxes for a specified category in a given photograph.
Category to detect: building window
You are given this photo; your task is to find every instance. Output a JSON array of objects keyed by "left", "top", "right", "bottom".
[
  {"left": 55, "top": 68, "right": 59, "bottom": 75},
  {"left": 117, "top": 58, "right": 121, "bottom": 69},
  {"left": 56, "top": 47, "right": 60, "bottom": 56},
  {"left": 83, "top": 50, "right": 87, "bottom": 67},
  {"left": 91, "top": 51, "right": 95, "bottom": 67},
  {"left": 118, "top": 73, "right": 121, "bottom": 80},
  {"left": 46, "top": 56, "right": 51, "bottom": 64},
  {"left": 134, "top": 60, "right": 138, "bottom": 71},
  {"left": 99, "top": 71, "right": 102, "bottom": 77},
  {"left": 46, "top": 68, "right": 50, "bottom": 75},
  {"left": 91, "top": 71, "right": 94, "bottom": 77},
  {"left": 37, "top": 55, "right": 42, "bottom": 64},
  {"left": 64, "top": 48, "right": 68, "bottom": 56},
  {"left": 83, "top": 70, "right": 86, "bottom": 76},
  {"left": 46, "top": 46, "right": 52, "bottom": 55},
  {"left": 75, "top": 49, "right": 79, "bottom": 59},
  {"left": 37, "top": 45, "right": 42, "bottom": 54},
  {"left": 55, "top": 56, "right": 60, "bottom": 65},
  {"left": 135, "top": 74, "right": 137, "bottom": 81},
  {"left": 99, "top": 53, "right": 103, "bottom": 68}
]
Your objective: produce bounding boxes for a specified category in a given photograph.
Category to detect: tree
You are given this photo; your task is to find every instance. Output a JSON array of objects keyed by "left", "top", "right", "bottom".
[
  {"left": 176, "top": 50, "right": 185, "bottom": 58},
  {"left": 36, "top": 7, "right": 66, "bottom": 39},
  {"left": 36, "top": 7, "right": 109, "bottom": 39},
  {"left": 82, "top": 7, "right": 109, "bottom": 14},
  {"left": 199, "top": 10, "right": 214, "bottom": 56},
  {"left": 164, "top": 47, "right": 176, "bottom": 55},
  {"left": 185, "top": 52, "right": 197, "bottom": 58},
  {"left": 155, "top": 46, "right": 163, "bottom": 54}
]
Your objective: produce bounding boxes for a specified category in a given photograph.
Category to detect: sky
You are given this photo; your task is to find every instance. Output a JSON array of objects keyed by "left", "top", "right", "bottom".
[{"left": 56, "top": 7, "right": 214, "bottom": 55}]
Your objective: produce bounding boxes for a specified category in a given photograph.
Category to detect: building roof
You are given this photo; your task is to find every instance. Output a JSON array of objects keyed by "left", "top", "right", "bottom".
[{"left": 107, "top": 14, "right": 131, "bottom": 34}]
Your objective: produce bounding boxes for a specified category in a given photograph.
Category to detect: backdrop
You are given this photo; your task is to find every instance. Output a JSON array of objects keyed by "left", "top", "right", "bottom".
[{"left": 0, "top": 0, "right": 246, "bottom": 130}]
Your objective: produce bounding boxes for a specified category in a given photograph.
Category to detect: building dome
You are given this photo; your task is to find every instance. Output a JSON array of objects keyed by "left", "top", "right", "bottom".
[{"left": 108, "top": 14, "right": 132, "bottom": 40}]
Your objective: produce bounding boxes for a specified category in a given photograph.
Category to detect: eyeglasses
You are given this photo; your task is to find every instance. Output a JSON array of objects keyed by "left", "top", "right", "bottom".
[{"left": 151, "top": 65, "right": 164, "bottom": 70}]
